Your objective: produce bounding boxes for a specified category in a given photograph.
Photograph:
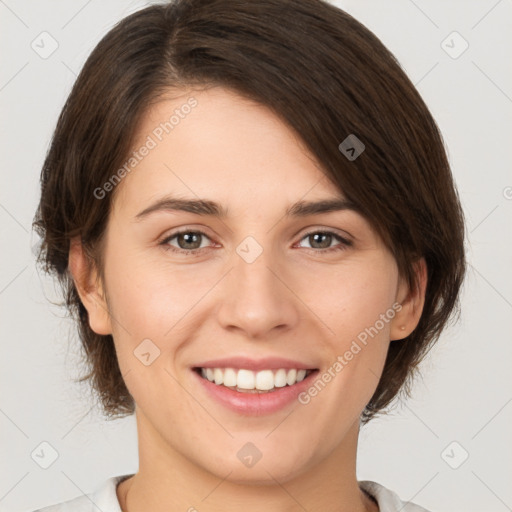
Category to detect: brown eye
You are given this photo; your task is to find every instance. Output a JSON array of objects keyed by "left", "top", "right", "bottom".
[
  {"left": 297, "top": 230, "right": 352, "bottom": 253},
  {"left": 306, "top": 232, "right": 334, "bottom": 249},
  {"left": 160, "top": 229, "right": 213, "bottom": 254}
]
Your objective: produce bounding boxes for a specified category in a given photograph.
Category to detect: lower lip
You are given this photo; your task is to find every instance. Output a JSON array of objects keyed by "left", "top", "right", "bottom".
[{"left": 192, "top": 368, "right": 319, "bottom": 416}]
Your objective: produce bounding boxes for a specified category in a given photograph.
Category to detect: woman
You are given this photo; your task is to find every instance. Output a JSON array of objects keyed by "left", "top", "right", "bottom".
[{"left": 32, "top": 0, "right": 466, "bottom": 510}]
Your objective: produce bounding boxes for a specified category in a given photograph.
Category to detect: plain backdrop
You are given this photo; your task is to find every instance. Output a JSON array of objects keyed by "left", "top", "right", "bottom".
[{"left": 0, "top": 1, "right": 511, "bottom": 511}]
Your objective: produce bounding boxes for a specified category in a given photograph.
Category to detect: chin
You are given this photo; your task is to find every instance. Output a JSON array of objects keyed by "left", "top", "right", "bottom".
[{"left": 200, "top": 447, "right": 313, "bottom": 486}]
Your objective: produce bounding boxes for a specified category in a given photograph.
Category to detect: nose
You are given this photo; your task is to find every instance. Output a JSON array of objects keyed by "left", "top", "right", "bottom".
[{"left": 216, "top": 241, "right": 301, "bottom": 340}]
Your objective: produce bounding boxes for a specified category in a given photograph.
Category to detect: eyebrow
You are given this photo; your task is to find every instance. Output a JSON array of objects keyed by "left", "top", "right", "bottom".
[{"left": 134, "top": 195, "right": 360, "bottom": 220}]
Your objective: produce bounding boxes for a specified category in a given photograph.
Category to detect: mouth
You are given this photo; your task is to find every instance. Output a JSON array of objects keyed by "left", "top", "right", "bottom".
[
  {"left": 190, "top": 356, "right": 321, "bottom": 415},
  {"left": 192, "top": 366, "right": 318, "bottom": 394}
]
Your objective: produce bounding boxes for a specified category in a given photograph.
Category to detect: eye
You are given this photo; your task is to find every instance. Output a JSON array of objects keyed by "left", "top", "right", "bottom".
[
  {"left": 159, "top": 228, "right": 352, "bottom": 256},
  {"left": 295, "top": 230, "right": 352, "bottom": 254},
  {"left": 160, "top": 229, "right": 214, "bottom": 255}
]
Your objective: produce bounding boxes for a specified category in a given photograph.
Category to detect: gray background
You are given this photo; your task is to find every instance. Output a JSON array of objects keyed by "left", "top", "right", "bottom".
[{"left": 1, "top": 1, "right": 511, "bottom": 511}]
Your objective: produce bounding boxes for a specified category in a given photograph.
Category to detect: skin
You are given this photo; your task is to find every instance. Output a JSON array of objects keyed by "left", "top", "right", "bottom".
[{"left": 69, "top": 86, "right": 427, "bottom": 512}]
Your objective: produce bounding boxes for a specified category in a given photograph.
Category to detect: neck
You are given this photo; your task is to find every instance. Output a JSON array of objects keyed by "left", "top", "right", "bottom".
[{"left": 117, "top": 411, "right": 378, "bottom": 512}]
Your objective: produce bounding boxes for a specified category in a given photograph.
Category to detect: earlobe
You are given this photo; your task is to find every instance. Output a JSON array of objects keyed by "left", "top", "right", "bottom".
[
  {"left": 68, "top": 237, "right": 112, "bottom": 335},
  {"left": 390, "top": 258, "right": 427, "bottom": 341}
]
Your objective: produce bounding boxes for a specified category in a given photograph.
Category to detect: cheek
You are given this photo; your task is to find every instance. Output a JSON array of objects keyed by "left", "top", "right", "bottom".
[
  {"left": 104, "top": 244, "right": 209, "bottom": 337},
  {"left": 106, "top": 242, "right": 398, "bottom": 344},
  {"left": 297, "top": 257, "right": 398, "bottom": 408},
  {"left": 302, "top": 255, "right": 398, "bottom": 342}
]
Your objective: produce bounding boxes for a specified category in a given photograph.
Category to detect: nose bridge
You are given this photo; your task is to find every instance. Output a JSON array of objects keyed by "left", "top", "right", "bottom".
[
  {"left": 235, "top": 235, "right": 277, "bottom": 292},
  {"left": 216, "top": 234, "right": 300, "bottom": 337},
  {"left": 233, "top": 233, "right": 284, "bottom": 306}
]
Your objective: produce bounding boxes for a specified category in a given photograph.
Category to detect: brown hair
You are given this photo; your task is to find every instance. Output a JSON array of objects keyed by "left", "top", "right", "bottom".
[{"left": 33, "top": 0, "right": 466, "bottom": 424}]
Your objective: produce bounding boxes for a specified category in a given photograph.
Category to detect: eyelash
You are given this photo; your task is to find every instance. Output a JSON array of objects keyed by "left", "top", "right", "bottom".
[{"left": 159, "top": 228, "right": 352, "bottom": 256}]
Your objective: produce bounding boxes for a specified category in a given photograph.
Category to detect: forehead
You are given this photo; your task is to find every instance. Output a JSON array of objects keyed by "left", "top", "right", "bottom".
[{"left": 112, "top": 86, "right": 343, "bottom": 216}]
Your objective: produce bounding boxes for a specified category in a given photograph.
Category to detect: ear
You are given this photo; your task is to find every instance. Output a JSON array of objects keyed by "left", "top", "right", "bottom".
[
  {"left": 389, "top": 257, "right": 427, "bottom": 341},
  {"left": 68, "top": 237, "right": 112, "bottom": 335}
]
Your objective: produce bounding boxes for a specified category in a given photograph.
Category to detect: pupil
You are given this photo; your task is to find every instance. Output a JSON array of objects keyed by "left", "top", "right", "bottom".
[
  {"left": 180, "top": 232, "right": 200, "bottom": 249},
  {"left": 311, "top": 233, "right": 331, "bottom": 248}
]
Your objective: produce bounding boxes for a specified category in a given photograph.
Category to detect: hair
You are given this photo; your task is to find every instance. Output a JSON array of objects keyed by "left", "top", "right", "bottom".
[{"left": 33, "top": 0, "right": 466, "bottom": 425}]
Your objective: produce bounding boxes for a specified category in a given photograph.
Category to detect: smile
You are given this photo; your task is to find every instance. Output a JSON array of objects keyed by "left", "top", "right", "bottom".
[
  {"left": 195, "top": 367, "right": 315, "bottom": 393},
  {"left": 191, "top": 364, "right": 319, "bottom": 415}
]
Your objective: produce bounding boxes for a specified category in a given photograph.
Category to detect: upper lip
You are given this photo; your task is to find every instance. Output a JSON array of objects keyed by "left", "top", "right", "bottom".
[{"left": 193, "top": 356, "right": 318, "bottom": 372}]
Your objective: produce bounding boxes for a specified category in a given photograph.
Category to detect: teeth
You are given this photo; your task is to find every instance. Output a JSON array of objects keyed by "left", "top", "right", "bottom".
[
  {"left": 286, "top": 369, "right": 297, "bottom": 386},
  {"left": 199, "top": 367, "right": 312, "bottom": 391},
  {"left": 255, "top": 369, "right": 274, "bottom": 390},
  {"left": 223, "top": 367, "right": 237, "bottom": 387},
  {"left": 213, "top": 368, "right": 223, "bottom": 385},
  {"left": 237, "top": 369, "right": 255, "bottom": 389},
  {"left": 274, "top": 368, "right": 287, "bottom": 387}
]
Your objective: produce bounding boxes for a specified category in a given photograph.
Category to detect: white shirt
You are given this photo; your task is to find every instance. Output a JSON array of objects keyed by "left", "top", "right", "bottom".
[{"left": 31, "top": 474, "right": 431, "bottom": 512}]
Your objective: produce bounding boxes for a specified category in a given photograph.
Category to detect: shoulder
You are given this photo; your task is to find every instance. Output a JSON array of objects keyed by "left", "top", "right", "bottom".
[
  {"left": 359, "top": 480, "right": 432, "bottom": 512},
  {"left": 29, "top": 474, "right": 134, "bottom": 512}
]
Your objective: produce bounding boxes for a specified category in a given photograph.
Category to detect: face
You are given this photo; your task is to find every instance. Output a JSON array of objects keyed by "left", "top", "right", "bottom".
[{"left": 75, "top": 86, "right": 420, "bottom": 485}]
